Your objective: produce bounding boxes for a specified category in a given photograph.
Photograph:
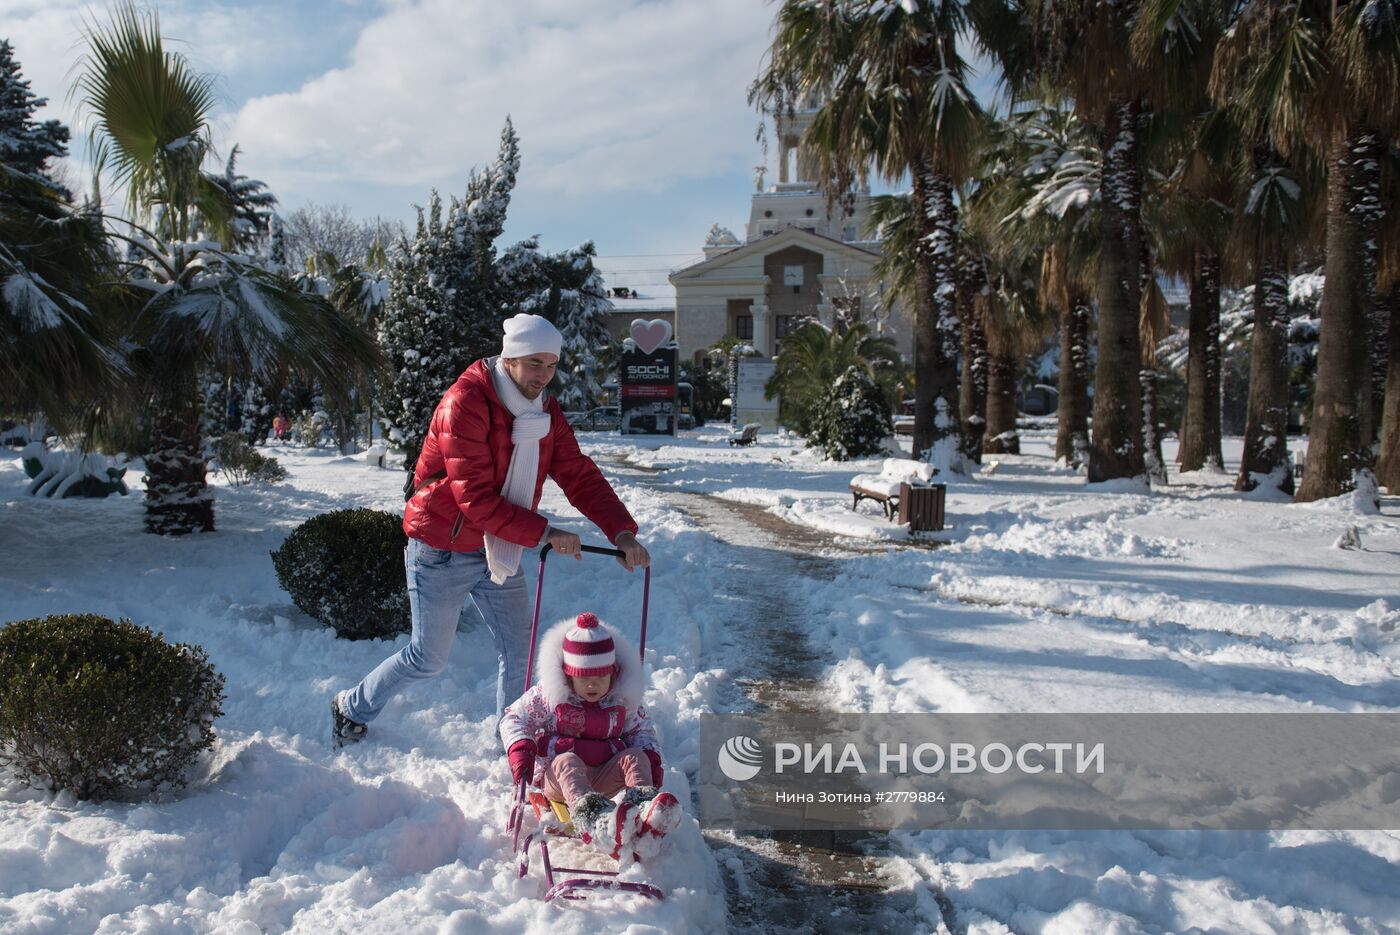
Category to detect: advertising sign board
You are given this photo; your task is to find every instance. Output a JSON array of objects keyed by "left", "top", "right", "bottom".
[{"left": 619, "top": 346, "right": 677, "bottom": 435}]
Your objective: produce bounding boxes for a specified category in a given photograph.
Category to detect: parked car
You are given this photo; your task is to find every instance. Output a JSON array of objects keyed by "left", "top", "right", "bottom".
[{"left": 568, "top": 406, "right": 620, "bottom": 431}]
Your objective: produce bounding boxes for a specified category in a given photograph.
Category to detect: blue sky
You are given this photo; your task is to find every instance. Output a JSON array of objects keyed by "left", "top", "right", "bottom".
[{"left": 8, "top": 0, "right": 1000, "bottom": 294}]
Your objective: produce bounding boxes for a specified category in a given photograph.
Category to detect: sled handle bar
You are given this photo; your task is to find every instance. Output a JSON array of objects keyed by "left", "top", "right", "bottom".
[
  {"left": 538, "top": 543, "right": 626, "bottom": 560},
  {"left": 522, "top": 544, "right": 652, "bottom": 696}
]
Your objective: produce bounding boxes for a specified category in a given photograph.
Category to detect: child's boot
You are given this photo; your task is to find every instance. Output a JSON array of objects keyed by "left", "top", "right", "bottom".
[
  {"left": 618, "top": 786, "right": 681, "bottom": 839},
  {"left": 573, "top": 792, "right": 641, "bottom": 859},
  {"left": 638, "top": 791, "right": 682, "bottom": 839}
]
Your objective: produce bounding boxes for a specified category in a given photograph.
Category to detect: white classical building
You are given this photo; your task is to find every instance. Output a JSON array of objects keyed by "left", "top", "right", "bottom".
[{"left": 665, "top": 104, "right": 912, "bottom": 365}]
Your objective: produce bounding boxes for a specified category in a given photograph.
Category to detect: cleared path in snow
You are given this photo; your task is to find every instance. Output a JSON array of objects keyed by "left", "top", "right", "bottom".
[{"left": 608, "top": 459, "right": 951, "bottom": 934}]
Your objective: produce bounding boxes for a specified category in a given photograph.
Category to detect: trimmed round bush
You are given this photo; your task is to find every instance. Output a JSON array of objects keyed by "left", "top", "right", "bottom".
[
  {"left": 0, "top": 614, "right": 225, "bottom": 801},
  {"left": 271, "top": 508, "right": 410, "bottom": 640}
]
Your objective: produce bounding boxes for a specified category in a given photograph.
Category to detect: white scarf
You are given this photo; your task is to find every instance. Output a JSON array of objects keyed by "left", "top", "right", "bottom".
[{"left": 487, "top": 357, "right": 553, "bottom": 584}]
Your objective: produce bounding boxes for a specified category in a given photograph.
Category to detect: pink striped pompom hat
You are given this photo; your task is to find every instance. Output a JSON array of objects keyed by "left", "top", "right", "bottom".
[{"left": 561, "top": 612, "right": 617, "bottom": 678}]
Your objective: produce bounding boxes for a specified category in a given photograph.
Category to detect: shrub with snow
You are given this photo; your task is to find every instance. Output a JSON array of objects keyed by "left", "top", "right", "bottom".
[
  {"left": 807, "top": 365, "right": 894, "bottom": 461},
  {"left": 270, "top": 509, "right": 410, "bottom": 639},
  {"left": 212, "top": 433, "right": 286, "bottom": 486},
  {"left": 0, "top": 614, "right": 224, "bottom": 801}
]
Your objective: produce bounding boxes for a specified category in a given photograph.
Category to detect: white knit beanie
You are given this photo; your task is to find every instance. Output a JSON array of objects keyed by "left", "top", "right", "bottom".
[{"left": 501, "top": 313, "right": 563, "bottom": 359}]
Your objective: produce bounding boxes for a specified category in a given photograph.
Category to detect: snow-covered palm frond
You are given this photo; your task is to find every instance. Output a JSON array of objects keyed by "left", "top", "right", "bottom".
[
  {"left": 1020, "top": 150, "right": 1101, "bottom": 220},
  {"left": 130, "top": 241, "right": 381, "bottom": 390},
  {"left": 1242, "top": 165, "right": 1303, "bottom": 224}
]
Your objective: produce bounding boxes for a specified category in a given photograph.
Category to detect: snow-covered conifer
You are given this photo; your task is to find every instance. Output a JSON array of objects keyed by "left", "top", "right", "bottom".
[
  {"left": 526, "top": 242, "right": 614, "bottom": 410},
  {"left": 808, "top": 365, "right": 893, "bottom": 461},
  {"left": 208, "top": 145, "right": 277, "bottom": 253},
  {"left": 378, "top": 119, "right": 548, "bottom": 474},
  {"left": 0, "top": 40, "right": 69, "bottom": 196}
]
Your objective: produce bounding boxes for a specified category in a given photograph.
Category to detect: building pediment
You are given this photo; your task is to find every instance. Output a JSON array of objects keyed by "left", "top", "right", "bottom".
[{"left": 669, "top": 226, "right": 879, "bottom": 284}]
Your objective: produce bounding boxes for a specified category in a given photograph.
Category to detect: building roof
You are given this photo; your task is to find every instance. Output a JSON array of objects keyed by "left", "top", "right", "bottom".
[{"left": 669, "top": 226, "right": 880, "bottom": 283}]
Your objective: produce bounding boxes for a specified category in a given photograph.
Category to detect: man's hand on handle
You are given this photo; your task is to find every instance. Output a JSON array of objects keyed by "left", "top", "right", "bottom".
[
  {"left": 614, "top": 531, "right": 650, "bottom": 572},
  {"left": 545, "top": 526, "right": 582, "bottom": 560}
]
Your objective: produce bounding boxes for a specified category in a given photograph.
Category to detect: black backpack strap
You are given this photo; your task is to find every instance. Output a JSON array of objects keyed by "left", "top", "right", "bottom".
[{"left": 405, "top": 468, "right": 448, "bottom": 501}]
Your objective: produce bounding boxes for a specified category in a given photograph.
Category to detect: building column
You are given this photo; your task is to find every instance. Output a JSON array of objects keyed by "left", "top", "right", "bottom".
[
  {"left": 816, "top": 302, "right": 835, "bottom": 329},
  {"left": 751, "top": 303, "right": 771, "bottom": 357}
]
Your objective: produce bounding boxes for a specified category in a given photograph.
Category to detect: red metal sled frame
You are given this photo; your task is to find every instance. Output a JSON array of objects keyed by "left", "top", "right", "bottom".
[{"left": 505, "top": 543, "right": 663, "bottom": 904}]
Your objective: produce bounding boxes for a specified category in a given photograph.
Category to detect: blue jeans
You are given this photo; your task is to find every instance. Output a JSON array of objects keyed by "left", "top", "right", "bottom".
[{"left": 342, "top": 538, "right": 532, "bottom": 723}]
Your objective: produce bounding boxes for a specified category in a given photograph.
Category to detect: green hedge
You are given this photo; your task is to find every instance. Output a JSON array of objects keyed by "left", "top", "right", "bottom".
[
  {"left": 0, "top": 614, "right": 225, "bottom": 801},
  {"left": 271, "top": 508, "right": 410, "bottom": 640}
]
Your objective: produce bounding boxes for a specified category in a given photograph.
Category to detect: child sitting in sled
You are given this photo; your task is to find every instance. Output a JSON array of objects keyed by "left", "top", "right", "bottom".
[{"left": 500, "top": 612, "right": 682, "bottom": 858}]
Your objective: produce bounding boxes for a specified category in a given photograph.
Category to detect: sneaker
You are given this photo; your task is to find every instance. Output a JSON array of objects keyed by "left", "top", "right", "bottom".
[
  {"left": 331, "top": 691, "right": 367, "bottom": 747},
  {"left": 573, "top": 792, "right": 640, "bottom": 859}
]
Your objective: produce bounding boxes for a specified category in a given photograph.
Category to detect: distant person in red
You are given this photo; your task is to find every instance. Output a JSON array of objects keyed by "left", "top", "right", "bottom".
[
  {"left": 332, "top": 314, "right": 650, "bottom": 746},
  {"left": 272, "top": 413, "right": 289, "bottom": 441}
]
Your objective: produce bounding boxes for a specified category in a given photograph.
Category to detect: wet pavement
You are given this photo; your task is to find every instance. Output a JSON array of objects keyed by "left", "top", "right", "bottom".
[{"left": 605, "top": 459, "right": 954, "bottom": 933}]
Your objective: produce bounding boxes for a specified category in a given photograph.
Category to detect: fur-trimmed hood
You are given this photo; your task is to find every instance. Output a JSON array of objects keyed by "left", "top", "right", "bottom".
[{"left": 535, "top": 615, "right": 645, "bottom": 709}]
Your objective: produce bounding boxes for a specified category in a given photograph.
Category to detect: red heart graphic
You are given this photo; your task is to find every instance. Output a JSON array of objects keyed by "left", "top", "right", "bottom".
[{"left": 630, "top": 319, "right": 671, "bottom": 354}]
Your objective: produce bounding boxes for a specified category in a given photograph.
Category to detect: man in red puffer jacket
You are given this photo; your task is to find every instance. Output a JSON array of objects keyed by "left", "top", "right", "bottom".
[{"left": 332, "top": 313, "right": 649, "bottom": 747}]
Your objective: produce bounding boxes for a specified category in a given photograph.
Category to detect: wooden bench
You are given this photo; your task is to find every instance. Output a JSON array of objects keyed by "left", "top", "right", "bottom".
[
  {"left": 729, "top": 423, "right": 760, "bottom": 446},
  {"left": 849, "top": 459, "right": 945, "bottom": 530}
]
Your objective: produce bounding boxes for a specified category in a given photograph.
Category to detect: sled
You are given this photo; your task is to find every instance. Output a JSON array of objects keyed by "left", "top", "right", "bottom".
[{"left": 506, "top": 543, "right": 665, "bottom": 904}]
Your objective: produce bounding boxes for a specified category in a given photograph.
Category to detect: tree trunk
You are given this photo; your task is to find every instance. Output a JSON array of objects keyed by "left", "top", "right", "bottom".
[
  {"left": 1235, "top": 260, "right": 1293, "bottom": 493},
  {"left": 910, "top": 162, "right": 963, "bottom": 472},
  {"left": 957, "top": 251, "right": 988, "bottom": 463},
  {"left": 1141, "top": 366, "right": 1166, "bottom": 485},
  {"left": 1376, "top": 282, "right": 1400, "bottom": 491},
  {"left": 1367, "top": 293, "right": 1391, "bottom": 446},
  {"left": 1298, "top": 126, "right": 1382, "bottom": 502},
  {"left": 983, "top": 351, "right": 1020, "bottom": 454},
  {"left": 1178, "top": 243, "right": 1223, "bottom": 472},
  {"left": 1088, "top": 99, "right": 1146, "bottom": 482},
  {"left": 144, "top": 376, "right": 215, "bottom": 535},
  {"left": 1055, "top": 288, "right": 1092, "bottom": 467}
]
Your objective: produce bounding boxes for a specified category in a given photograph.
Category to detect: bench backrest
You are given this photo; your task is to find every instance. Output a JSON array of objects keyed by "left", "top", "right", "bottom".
[{"left": 880, "top": 458, "right": 935, "bottom": 483}]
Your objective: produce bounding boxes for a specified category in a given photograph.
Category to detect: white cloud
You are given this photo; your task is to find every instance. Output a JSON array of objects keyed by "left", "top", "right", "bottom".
[{"left": 226, "top": 0, "right": 775, "bottom": 197}]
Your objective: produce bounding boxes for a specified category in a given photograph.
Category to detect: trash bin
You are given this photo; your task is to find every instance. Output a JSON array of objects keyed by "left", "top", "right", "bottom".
[{"left": 898, "top": 482, "right": 945, "bottom": 532}]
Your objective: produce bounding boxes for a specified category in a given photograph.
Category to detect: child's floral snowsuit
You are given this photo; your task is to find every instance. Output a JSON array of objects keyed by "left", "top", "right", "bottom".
[{"left": 499, "top": 616, "right": 661, "bottom": 798}]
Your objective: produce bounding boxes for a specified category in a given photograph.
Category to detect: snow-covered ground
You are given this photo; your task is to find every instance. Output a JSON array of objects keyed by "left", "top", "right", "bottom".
[{"left": 2, "top": 423, "right": 1397, "bottom": 934}]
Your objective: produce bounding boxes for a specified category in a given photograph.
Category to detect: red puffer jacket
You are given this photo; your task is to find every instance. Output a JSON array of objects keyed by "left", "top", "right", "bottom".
[{"left": 403, "top": 358, "right": 638, "bottom": 551}]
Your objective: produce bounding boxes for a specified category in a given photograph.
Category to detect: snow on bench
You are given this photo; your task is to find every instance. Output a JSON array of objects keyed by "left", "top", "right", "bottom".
[{"left": 849, "top": 458, "right": 937, "bottom": 520}]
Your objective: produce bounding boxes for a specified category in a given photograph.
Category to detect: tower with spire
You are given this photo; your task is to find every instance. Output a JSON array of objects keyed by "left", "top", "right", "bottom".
[{"left": 668, "top": 96, "right": 906, "bottom": 366}]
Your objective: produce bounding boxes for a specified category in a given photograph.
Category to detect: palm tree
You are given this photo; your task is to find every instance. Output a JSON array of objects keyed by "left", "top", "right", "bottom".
[
  {"left": 1206, "top": 0, "right": 1398, "bottom": 499},
  {"left": 1210, "top": 0, "right": 1400, "bottom": 502},
  {"left": 1149, "top": 101, "right": 1240, "bottom": 476},
  {"left": 1014, "top": 0, "right": 1215, "bottom": 482},
  {"left": 1138, "top": 259, "right": 1173, "bottom": 483},
  {"left": 869, "top": 191, "right": 990, "bottom": 463},
  {"left": 956, "top": 246, "right": 991, "bottom": 463},
  {"left": 980, "top": 260, "right": 1053, "bottom": 455},
  {"left": 973, "top": 99, "right": 1101, "bottom": 468},
  {"left": 753, "top": 0, "right": 984, "bottom": 472},
  {"left": 765, "top": 320, "right": 901, "bottom": 438},
  {"left": 75, "top": 3, "right": 381, "bottom": 534}
]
